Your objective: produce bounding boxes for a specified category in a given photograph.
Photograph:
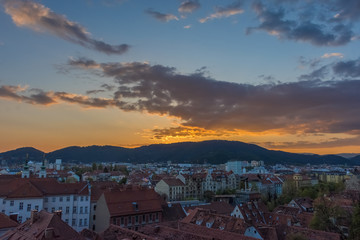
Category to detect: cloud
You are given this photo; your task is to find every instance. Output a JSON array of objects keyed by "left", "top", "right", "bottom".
[
  {"left": 199, "top": 1, "right": 244, "bottom": 23},
  {"left": 3, "top": 0, "right": 130, "bottom": 55},
  {"left": 178, "top": 0, "right": 200, "bottom": 13},
  {"left": 146, "top": 9, "right": 179, "bottom": 22},
  {"left": 247, "top": 1, "right": 354, "bottom": 46},
  {"left": 184, "top": 24, "right": 191, "bottom": 29},
  {"left": 261, "top": 135, "right": 360, "bottom": 150},
  {"left": 152, "top": 126, "right": 225, "bottom": 140},
  {"left": 0, "top": 84, "right": 116, "bottom": 108},
  {"left": 86, "top": 89, "right": 105, "bottom": 95},
  {"left": 321, "top": 53, "right": 344, "bottom": 59},
  {"left": 0, "top": 85, "right": 56, "bottom": 105},
  {"left": 67, "top": 57, "right": 360, "bottom": 138},
  {"left": 300, "top": 58, "right": 360, "bottom": 80}
]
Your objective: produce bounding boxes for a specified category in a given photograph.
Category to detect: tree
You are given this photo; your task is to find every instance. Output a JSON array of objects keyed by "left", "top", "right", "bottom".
[
  {"left": 203, "top": 191, "right": 214, "bottom": 202},
  {"left": 92, "top": 163, "right": 97, "bottom": 171},
  {"left": 349, "top": 204, "right": 360, "bottom": 240},
  {"left": 119, "top": 177, "right": 127, "bottom": 185}
]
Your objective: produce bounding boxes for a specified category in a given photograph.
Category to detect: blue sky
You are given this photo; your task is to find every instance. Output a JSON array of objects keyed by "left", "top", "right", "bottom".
[{"left": 1, "top": 0, "right": 360, "bottom": 154}]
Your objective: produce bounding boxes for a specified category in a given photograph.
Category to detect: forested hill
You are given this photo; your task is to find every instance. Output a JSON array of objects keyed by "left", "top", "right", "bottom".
[{"left": 1, "top": 140, "right": 358, "bottom": 165}]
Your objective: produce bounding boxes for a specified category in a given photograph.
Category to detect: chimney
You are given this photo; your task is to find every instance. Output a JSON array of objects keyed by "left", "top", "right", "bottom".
[
  {"left": 132, "top": 202, "right": 138, "bottom": 211},
  {"left": 54, "top": 210, "right": 62, "bottom": 219},
  {"left": 44, "top": 228, "right": 54, "bottom": 239},
  {"left": 30, "top": 209, "right": 39, "bottom": 224}
]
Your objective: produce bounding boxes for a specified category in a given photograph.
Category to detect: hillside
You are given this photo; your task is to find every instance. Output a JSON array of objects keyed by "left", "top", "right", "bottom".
[{"left": 0, "top": 140, "right": 358, "bottom": 165}]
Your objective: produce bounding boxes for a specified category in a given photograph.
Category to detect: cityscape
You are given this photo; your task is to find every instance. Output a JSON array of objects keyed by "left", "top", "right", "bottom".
[{"left": 1, "top": 0, "right": 360, "bottom": 240}]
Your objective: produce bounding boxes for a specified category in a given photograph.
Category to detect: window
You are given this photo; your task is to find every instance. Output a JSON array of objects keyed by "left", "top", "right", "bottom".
[
  {"left": 80, "top": 207, "right": 83, "bottom": 214},
  {"left": 66, "top": 196, "right": 70, "bottom": 202},
  {"left": 135, "top": 215, "right": 138, "bottom": 224},
  {"left": 19, "top": 202, "right": 23, "bottom": 210},
  {"left": 27, "top": 204, "right": 31, "bottom": 212},
  {"left": 113, "top": 218, "right": 116, "bottom": 224},
  {"left": 121, "top": 217, "right": 124, "bottom": 225},
  {"left": 72, "top": 219, "right": 76, "bottom": 226},
  {"left": 84, "top": 218, "right": 87, "bottom": 226},
  {"left": 66, "top": 207, "right": 70, "bottom": 214},
  {"left": 45, "top": 208, "right": 48, "bottom": 212},
  {"left": 85, "top": 207, "right": 88, "bottom": 214},
  {"left": 18, "top": 216, "right": 22, "bottom": 223},
  {"left": 80, "top": 196, "right": 84, "bottom": 201},
  {"left": 93, "top": 215, "right": 96, "bottom": 220},
  {"left": 93, "top": 205, "right": 96, "bottom": 211},
  {"left": 79, "top": 219, "right": 83, "bottom": 226},
  {"left": 59, "top": 197, "right": 63, "bottom": 202},
  {"left": 44, "top": 197, "right": 48, "bottom": 203},
  {"left": 85, "top": 196, "right": 89, "bottom": 201},
  {"left": 142, "top": 215, "right": 146, "bottom": 223},
  {"left": 51, "top": 207, "right": 55, "bottom": 212},
  {"left": 2, "top": 200, "right": 5, "bottom": 204},
  {"left": 52, "top": 197, "right": 56, "bottom": 202},
  {"left": 128, "top": 216, "right": 131, "bottom": 225},
  {"left": 59, "top": 207, "right": 62, "bottom": 211},
  {"left": 74, "top": 196, "right": 77, "bottom": 201},
  {"left": 10, "top": 200, "right": 14, "bottom": 206},
  {"left": 65, "top": 219, "right": 69, "bottom": 224},
  {"left": 35, "top": 205, "right": 39, "bottom": 210},
  {"left": 2, "top": 210, "right": 5, "bottom": 213},
  {"left": 156, "top": 213, "right": 159, "bottom": 221}
]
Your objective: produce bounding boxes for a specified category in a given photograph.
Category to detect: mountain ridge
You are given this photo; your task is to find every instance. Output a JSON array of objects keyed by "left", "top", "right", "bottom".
[{"left": 0, "top": 140, "right": 358, "bottom": 165}]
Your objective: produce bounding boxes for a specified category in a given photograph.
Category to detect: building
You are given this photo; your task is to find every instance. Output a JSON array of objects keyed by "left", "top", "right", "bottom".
[
  {"left": 203, "top": 170, "right": 237, "bottom": 193},
  {"left": 226, "top": 161, "right": 248, "bottom": 175},
  {"left": 155, "top": 178, "right": 186, "bottom": 201},
  {"left": 1, "top": 210, "right": 81, "bottom": 240},
  {"left": 0, "top": 177, "right": 90, "bottom": 232},
  {"left": 93, "top": 185, "right": 163, "bottom": 232}
]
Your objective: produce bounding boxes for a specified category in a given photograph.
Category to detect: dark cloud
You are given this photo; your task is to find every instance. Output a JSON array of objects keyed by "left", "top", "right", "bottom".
[
  {"left": 199, "top": 0, "right": 244, "bottom": 23},
  {"left": 178, "top": 0, "right": 200, "bottom": 13},
  {"left": 261, "top": 135, "right": 360, "bottom": 150},
  {"left": 333, "top": 59, "right": 360, "bottom": 78},
  {"left": 101, "top": 84, "right": 115, "bottom": 91},
  {"left": 86, "top": 89, "right": 105, "bottom": 95},
  {"left": 248, "top": 1, "right": 355, "bottom": 46},
  {"left": 3, "top": 0, "right": 130, "bottom": 55},
  {"left": 146, "top": 9, "right": 178, "bottom": 22},
  {"left": 67, "top": 57, "right": 360, "bottom": 137},
  {"left": 0, "top": 85, "right": 56, "bottom": 105},
  {"left": 300, "top": 58, "right": 360, "bottom": 81}
]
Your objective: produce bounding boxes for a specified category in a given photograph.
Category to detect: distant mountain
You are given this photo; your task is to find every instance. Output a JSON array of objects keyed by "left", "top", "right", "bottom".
[
  {"left": 0, "top": 140, "right": 358, "bottom": 165},
  {"left": 350, "top": 155, "right": 360, "bottom": 162},
  {"left": 0, "top": 147, "right": 44, "bottom": 163}
]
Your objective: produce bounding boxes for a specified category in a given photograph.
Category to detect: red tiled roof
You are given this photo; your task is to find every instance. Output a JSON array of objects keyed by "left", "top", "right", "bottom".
[
  {"left": 0, "top": 213, "right": 19, "bottom": 229},
  {"left": 0, "top": 178, "right": 89, "bottom": 199},
  {"left": 162, "top": 178, "right": 185, "bottom": 186},
  {"left": 185, "top": 202, "right": 234, "bottom": 215},
  {"left": 1, "top": 210, "right": 81, "bottom": 240},
  {"left": 103, "top": 187, "right": 163, "bottom": 216}
]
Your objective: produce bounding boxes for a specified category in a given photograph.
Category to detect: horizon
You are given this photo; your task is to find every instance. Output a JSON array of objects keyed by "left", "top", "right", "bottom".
[
  {"left": 1, "top": 0, "right": 360, "bottom": 155},
  {"left": 2, "top": 140, "right": 360, "bottom": 156}
]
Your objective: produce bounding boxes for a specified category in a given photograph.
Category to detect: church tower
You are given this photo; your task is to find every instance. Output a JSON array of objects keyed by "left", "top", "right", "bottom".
[
  {"left": 22, "top": 154, "right": 30, "bottom": 178},
  {"left": 39, "top": 154, "right": 47, "bottom": 178}
]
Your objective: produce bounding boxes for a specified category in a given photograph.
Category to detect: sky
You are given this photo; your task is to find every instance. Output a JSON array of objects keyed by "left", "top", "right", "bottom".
[{"left": 0, "top": 0, "right": 360, "bottom": 154}]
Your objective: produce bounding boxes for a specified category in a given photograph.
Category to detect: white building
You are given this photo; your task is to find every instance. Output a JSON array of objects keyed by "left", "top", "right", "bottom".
[
  {"left": 0, "top": 177, "right": 90, "bottom": 232},
  {"left": 225, "top": 161, "right": 248, "bottom": 175}
]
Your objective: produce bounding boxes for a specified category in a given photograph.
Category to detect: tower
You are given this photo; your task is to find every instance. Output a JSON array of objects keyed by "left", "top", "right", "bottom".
[
  {"left": 22, "top": 154, "right": 30, "bottom": 178},
  {"left": 39, "top": 154, "right": 47, "bottom": 178}
]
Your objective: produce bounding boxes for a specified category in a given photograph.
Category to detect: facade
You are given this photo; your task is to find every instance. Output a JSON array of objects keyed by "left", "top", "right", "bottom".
[
  {"left": 203, "top": 170, "right": 237, "bottom": 193},
  {"left": 0, "top": 177, "right": 90, "bottom": 232},
  {"left": 225, "top": 161, "right": 248, "bottom": 175},
  {"left": 94, "top": 185, "right": 163, "bottom": 232},
  {"left": 155, "top": 178, "right": 186, "bottom": 201}
]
